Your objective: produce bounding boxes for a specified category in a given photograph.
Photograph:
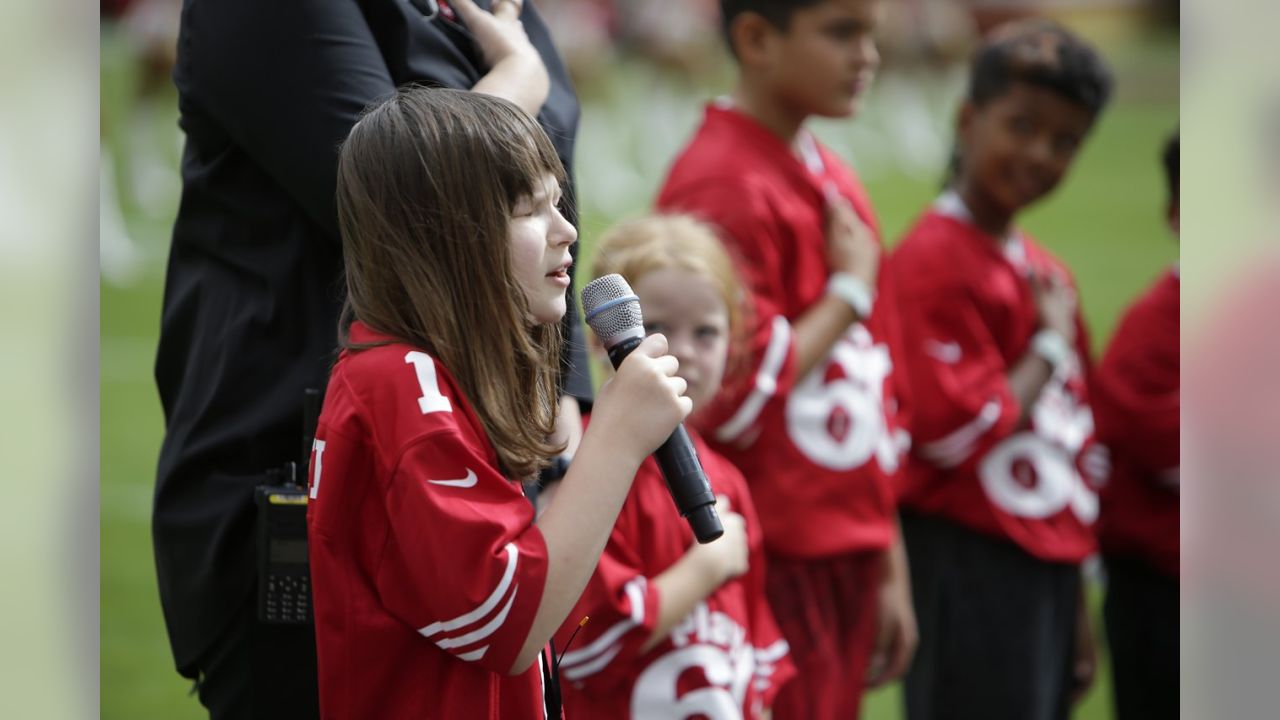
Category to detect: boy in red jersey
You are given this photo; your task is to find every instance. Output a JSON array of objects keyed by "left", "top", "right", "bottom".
[
  {"left": 885, "top": 20, "right": 1113, "bottom": 720},
  {"left": 657, "top": 2, "right": 916, "bottom": 717},
  {"left": 1094, "top": 133, "right": 1179, "bottom": 720}
]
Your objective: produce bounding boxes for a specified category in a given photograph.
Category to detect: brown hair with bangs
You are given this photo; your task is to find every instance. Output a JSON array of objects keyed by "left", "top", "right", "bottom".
[
  {"left": 589, "top": 214, "right": 750, "bottom": 381},
  {"left": 335, "top": 86, "right": 566, "bottom": 479}
]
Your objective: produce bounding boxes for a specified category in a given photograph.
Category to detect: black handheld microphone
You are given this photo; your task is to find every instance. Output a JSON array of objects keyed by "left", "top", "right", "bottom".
[{"left": 581, "top": 274, "right": 724, "bottom": 544}]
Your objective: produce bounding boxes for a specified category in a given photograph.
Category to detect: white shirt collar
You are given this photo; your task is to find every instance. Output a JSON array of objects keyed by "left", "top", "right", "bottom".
[{"left": 796, "top": 132, "right": 825, "bottom": 175}]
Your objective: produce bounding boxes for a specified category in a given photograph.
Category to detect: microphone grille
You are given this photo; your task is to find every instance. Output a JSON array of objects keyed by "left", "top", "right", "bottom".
[{"left": 581, "top": 274, "right": 643, "bottom": 343}]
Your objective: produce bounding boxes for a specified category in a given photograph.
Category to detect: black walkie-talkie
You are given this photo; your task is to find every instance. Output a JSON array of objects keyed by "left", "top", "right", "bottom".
[
  {"left": 254, "top": 478, "right": 310, "bottom": 624},
  {"left": 255, "top": 388, "right": 322, "bottom": 624}
]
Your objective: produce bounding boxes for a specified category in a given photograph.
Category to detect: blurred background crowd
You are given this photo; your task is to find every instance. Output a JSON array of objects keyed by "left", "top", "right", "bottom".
[
  {"left": 101, "top": 1, "right": 1179, "bottom": 718},
  {"left": 100, "top": 0, "right": 1177, "bottom": 285}
]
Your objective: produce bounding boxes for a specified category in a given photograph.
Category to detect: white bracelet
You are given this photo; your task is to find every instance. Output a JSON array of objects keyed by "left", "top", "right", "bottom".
[
  {"left": 827, "top": 272, "right": 875, "bottom": 319},
  {"left": 1030, "top": 329, "right": 1072, "bottom": 372}
]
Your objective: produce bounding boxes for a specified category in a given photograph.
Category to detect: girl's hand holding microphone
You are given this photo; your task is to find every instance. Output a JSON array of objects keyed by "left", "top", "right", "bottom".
[{"left": 589, "top": 333, "right": 693, "bottom": 467}]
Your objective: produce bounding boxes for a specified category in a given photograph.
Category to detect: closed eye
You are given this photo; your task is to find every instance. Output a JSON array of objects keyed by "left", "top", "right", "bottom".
[
  {"left": 515, "top": 184, "right": 563, "bottom": 218},
  {"left": 511, "top": 197, "right": 535, "bottom": 217}
]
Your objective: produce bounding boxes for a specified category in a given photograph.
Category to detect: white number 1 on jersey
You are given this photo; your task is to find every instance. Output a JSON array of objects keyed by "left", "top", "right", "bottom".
[
  {"left": 405, "top": 351, "right": 453, "bottom": 415},
  {"left": 309, "top": 439, "right": 326, "bottom": 500}
]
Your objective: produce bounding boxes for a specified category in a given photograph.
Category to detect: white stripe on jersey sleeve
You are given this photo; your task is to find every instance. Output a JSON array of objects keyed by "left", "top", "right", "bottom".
[
  {"left": 455, "top": 645, "right": 489, "bottom": 662},
  {"left": 623, "top": 576, "right": 647, "bottom": 624},
  {"left": 434, "top": 587, "right": 519, "bottom": 649},
  {"left": 419, "top": 543, "right": 518, "bottom": 638},
  {"left": 562, "top": 644, "right": 623, "bottom": 681},
  {"left": 559, "top": 577, "right": 648, "bottom": 671},
  {"left": 917, "top": 398, "right": 1002, "bottom": 468},
  {"left": 715, "top": 316, "right": 793, "bottom": 445}
]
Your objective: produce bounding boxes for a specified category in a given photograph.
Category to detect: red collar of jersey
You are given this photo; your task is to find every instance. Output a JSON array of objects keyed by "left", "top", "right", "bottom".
[
  {"left": 703, "top": 102, "right": 829, "bottom": 195},
  {"left": 947, "top": 210, "right": 1074, "bottom": 287}
]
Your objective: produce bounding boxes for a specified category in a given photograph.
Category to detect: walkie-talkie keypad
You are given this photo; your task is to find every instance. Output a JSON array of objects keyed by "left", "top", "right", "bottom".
[{"left": 264, "top": 573, "right": 311, "bottom": 623}]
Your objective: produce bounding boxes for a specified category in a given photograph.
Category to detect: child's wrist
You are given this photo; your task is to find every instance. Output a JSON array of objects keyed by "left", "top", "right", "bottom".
[
  {"left": 827, "top": 272, "right": 876, "bottom": 318},
  {"left": 1030, "top": 328, "right": 1072, "bottom": 372},
  {"left": 580, "top": 414, "right": 648, "bottom": 473},
  {"left": 687, "top": 542, "right": 728, "bottom": 585}
]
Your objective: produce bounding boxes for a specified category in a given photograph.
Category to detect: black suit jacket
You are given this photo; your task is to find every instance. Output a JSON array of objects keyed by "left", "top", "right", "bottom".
[{"left": 153, "top": 0, "right": 590, "bottom": 672}]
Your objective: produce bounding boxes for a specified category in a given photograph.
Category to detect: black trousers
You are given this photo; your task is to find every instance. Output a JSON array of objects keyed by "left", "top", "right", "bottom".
[
  {"left": 188, "top": 597, "right": 319, "bottom": 720},
  {"left": 1103, "top": 553, "right": 1179, "bottom": 720},
  {"left": 902, "top": 512, "right": 1080, "bottom": 720}
]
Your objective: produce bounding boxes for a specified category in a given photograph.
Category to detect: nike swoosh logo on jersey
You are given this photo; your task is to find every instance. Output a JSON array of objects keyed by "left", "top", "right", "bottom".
[{"left": 427, "top": 469, "right": 478, "bottom": 488}]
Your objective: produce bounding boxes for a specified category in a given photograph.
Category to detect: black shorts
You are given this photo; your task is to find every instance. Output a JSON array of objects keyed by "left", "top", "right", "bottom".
[
  {"left": 901, "top": 511, "right": 1080, "bottom": 720},
  {"left": 1103, "top": 553, "right": 1178, "bottom": 720}
]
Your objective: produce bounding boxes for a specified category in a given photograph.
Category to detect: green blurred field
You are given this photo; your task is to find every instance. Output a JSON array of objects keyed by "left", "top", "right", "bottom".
[{"left": 101, "top": 20, "right": 1177, "bottom": 720}]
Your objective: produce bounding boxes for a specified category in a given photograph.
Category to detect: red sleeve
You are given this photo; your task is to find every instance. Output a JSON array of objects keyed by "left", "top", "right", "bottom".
[
  {"left": 698, "top": 314, "right": 799, "bottom": 449},
  {"left": 1093, "top": 281, "right": 1180, "bottom": 478},
  {"left": 896, "top": 278, "right": 1021, "bottom": 470},
  {"left": 555, "top": 479, "right": 662, "bottom": 690},
  {"left": 374, "top": 429, "right": 549, "bottom": 676}
]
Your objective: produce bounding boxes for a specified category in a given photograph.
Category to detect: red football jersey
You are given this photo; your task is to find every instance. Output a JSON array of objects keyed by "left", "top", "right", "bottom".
[
  {"left": 555, "top": 427, "right": 795, "bottom": 718},
  {"left": 656, "top": 102, "right": 906, "bottom": 559},
  {"left": 1094, "top": 268, "right": 1180, "bottom": 577},
  {"left": 888, "top": 196, "right": 1102, "bottom": 563},
  {"left": 307, "top": 321, "right": 552, "bottom": 719}
]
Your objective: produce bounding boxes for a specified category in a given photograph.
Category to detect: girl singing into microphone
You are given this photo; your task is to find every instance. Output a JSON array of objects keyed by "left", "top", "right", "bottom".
[
  {"left": 552, "top": 215, "right": 794, "bottom": 719},
  {"left": 305, "top": 87, "right": 691, "bottom": 719}
]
